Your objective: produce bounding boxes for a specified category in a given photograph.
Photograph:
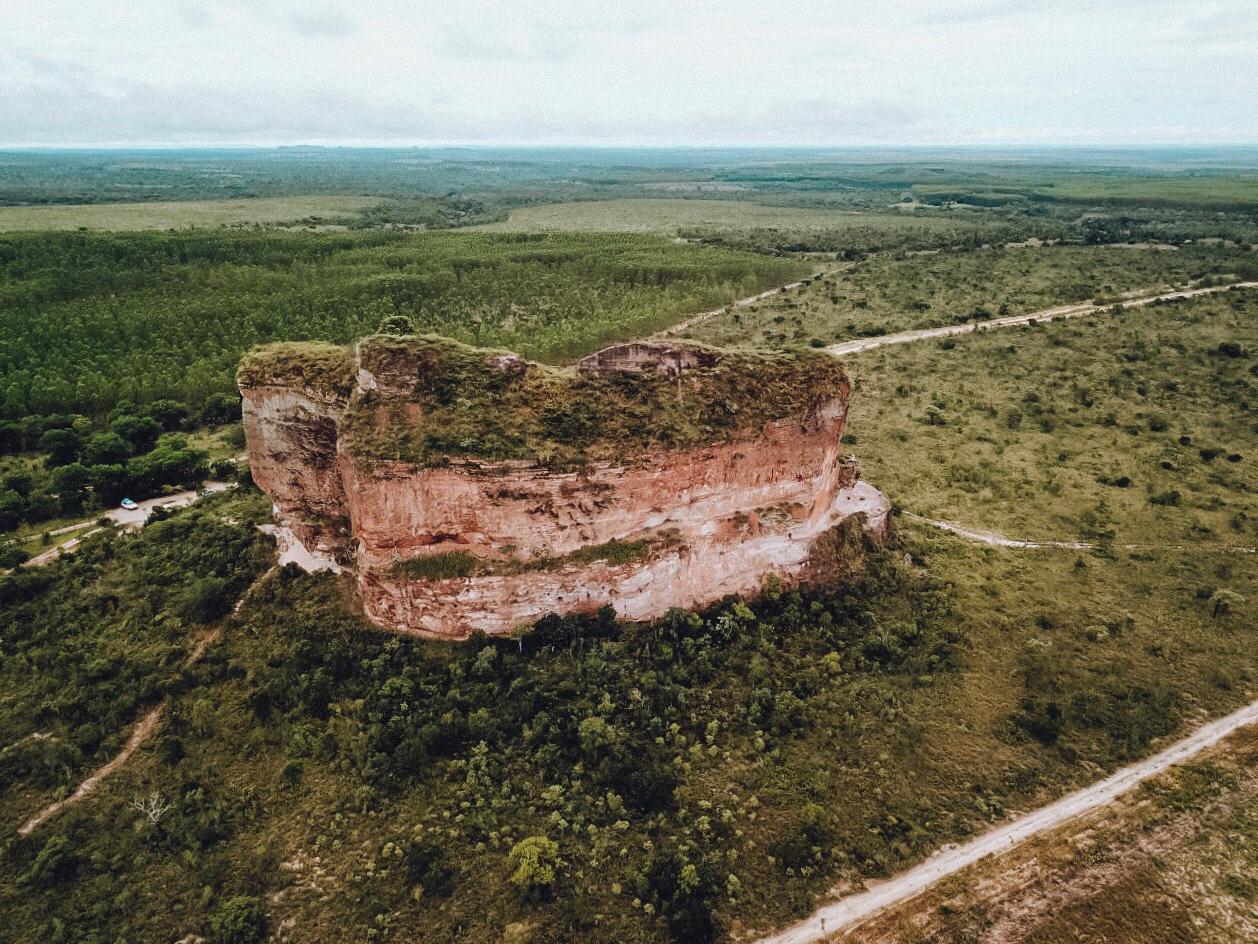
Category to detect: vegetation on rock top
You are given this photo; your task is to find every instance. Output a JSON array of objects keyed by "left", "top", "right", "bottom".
[{"left": 319, "top": 333, "right": 849, "bottom": 466}]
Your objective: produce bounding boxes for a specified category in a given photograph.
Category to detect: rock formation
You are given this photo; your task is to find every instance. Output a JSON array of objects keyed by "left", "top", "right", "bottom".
[{"left": 239, "top": 334, "right": 889, "bottom": 639}]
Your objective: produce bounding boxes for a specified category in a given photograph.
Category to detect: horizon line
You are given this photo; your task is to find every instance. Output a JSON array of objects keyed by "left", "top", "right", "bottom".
[{"left": 4, "top": 141, "right": 1258, "bottom": 153}]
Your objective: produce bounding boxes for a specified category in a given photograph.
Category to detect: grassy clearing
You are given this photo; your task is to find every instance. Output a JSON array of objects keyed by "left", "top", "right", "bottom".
[
  {"left": 0, "top": 196, "right": 382, "bottom": 231},
  {"left": 842, "top": 289, "right": 1258, "bottom": 547},
  {"left": 683, "top": 243, "right": 1258, "bottom": 348},
  {"left": 473, "top": 199, "right": 969, "bottom": 236}
]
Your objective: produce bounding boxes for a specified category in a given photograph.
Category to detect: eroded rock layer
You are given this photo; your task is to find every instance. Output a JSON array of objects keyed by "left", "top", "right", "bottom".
[{"left": 239, "top": 336, "right": 889, "bottom": 638}]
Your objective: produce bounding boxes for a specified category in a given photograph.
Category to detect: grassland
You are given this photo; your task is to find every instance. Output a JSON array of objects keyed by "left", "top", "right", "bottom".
[
  {"left": 0, "top": 195, "right": 382, "bottom": 231},
  {"left": 841, "top": 289, "right": 1258, "bottom": 547},
  {"left": 474, "top": 199, "right": 970, "bottom": 236},
  {"left": 683, "top": 243, "right": 1258, "bottom": 348},
  {"left": 915, "top": 173, "right": 1258, "bottom": 211}
]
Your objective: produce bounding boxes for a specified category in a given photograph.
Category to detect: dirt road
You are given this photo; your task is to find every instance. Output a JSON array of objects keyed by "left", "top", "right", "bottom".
[
  {"left": 902, "top": 511, "right": 1257, "bottom": 554},
  {"left": 20, "top": 481, "right": 234, "bottom": 568},
  {"left": 653, "top": 269, "right": 831, "bottom": 338},
  {"left": 757, "top": 698, "right": 1258, "bottom": 943},
  {"left": 826, "top": 281, "right": 1258, "bottom": 358}
]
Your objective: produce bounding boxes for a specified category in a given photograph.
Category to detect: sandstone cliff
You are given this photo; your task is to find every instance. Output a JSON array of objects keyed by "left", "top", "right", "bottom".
[{"left": 239, "top": 335, "right": 889, "bottom": 639}]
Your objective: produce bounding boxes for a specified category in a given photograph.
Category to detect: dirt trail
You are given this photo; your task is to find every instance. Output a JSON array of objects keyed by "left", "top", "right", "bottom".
[
  {"left": 826, "top": 281, "right": 1258, "bottom": 357},
  {"left": 653, "top": 268, "right": 833, "bottom": 338},
  {"left": 17, "top": 703, "right": 166, "bottom": 836},
  {"left": 14, "top": 565, "right": 276, "bottom": 837},
  {"left": 757, "top": 699, "right": 1258, "bottom": 943},
  {"left": 903, "top": 511, "right": 1257, "bottom": 554}
]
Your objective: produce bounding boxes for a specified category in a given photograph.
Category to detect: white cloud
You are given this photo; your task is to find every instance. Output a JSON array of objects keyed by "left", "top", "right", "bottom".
[{"left": 1, "top": 0, "right": 1255, "bottom": 146}]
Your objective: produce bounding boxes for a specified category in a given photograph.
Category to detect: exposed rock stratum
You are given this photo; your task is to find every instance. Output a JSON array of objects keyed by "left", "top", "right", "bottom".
[{"left": 239, "top": 335, "right": 889, "bottom": 639}]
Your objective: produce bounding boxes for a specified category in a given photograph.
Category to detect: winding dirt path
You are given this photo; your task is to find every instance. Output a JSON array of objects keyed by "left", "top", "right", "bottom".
[
  {"left": 14, "top": 565, "right": 277, "bottom": 837},
  {"left": 758, "top": 698, "right": 1258, "bottom": 943},
  {"left": 827, "top": 281, "right": 1258, "bottom": 358},
  {"left": 17, "top": 704, "right": 166, "bottom": 836}
]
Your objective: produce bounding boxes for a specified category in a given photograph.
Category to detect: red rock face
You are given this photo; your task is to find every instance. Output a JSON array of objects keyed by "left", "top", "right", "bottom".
[{"left": 241, "top": 339, "right": 889, "bottom": 639}]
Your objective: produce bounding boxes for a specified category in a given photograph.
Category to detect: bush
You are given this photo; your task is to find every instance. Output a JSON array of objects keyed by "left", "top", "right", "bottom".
[
  {"left": 405, "top": 843, "right": 454, "bottom": 897},
  {"left": 179, "top": 577, "right": 233, "bottom": 624},
  {"left": 507, "top": 836, "right": 562, "bottom": 900},
  {"left": 18, "top": 835, "right": 77, "bottom": 888},
  {"left": 209, "top": 896, "right": 267, "bottom": 944}
]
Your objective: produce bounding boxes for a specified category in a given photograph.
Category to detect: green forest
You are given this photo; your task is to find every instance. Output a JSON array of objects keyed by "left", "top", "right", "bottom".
[{"left": 0, "top": 230, "right": 802, "bottom": 419}]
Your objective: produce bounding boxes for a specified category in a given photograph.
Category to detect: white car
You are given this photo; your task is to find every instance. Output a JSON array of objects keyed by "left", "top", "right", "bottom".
[{"left": 120, "top": 498, "right": 139, "bottom": 511}]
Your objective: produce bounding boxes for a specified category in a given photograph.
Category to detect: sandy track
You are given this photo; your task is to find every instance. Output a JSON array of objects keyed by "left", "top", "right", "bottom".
[
  {"left": 903, "top": 511, "right": 1257, "bottom": 554},
  {"left": 14, "top": 565, "right": 276, "bottom": 837},
  {"left": 654, "top": 270, "right": 830, "bottom": 338},
  {"left": 826, "top": 281, "right": 1258, "bottom": 357},
  {"left": 758, "top": 698, "right": 1258, "bottom": 943},
  {"left": 17, "top": 703, "right": 167, "bottom": 836}
]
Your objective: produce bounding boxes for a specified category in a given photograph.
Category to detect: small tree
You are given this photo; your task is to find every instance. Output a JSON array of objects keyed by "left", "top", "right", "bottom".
[
  {"left": 1210, "top": 589, "right": 1245, "bottom": 618},
  {"left": 379, "top": 313, "right": 416, "bottom": 335},
  {"left": 508, "top": 836, "right": 562, "bottom": 900},
  {"left": 130, "top": 791, "right": 172, "bottom": 826},
  {"left": 209, "top": 896, "right": 267, "bottom": 944}
]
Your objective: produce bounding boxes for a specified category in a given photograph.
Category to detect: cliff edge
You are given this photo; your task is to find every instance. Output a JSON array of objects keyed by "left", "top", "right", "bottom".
[{"left": 238, "top": 334, "right": 889, "bottom": 638}]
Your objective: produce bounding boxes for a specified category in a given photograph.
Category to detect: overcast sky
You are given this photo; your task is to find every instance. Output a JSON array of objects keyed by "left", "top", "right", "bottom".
[{"left": 3, "top": 0, "right": 1255, "bottom": 147}]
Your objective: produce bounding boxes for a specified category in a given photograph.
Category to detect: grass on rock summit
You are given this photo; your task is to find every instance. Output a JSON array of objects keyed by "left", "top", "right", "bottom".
[{"left": 239, "top": 332, "right": 850, "bottom": 467}]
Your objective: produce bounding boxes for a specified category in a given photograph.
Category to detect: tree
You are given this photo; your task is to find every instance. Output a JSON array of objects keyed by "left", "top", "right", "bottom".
[
  {"left": 201, "top": 393, "right": 242, "bottom": 426},
  {"left": 379, "top": 313, "right": 416, "bottom": 335},
  {"left": 110, "top": 414, "right": 161, "bottom": 453},
  {"left": 209, "top": 896, "right": 267, "bottom": 944},
  {"left": 50, "top": 463, "right": 91, "bottom": 514},
  {"left": 144, "top": 399, "right": 189, "bottom": 432},
  {"left": 0, "top": 489, "right": 24, "bottom": 531},
  {"left": 507, "top": 836, "right": 562, "bottom": 900},
  {"left": 88, "top": 464, "right": 131, "bottom": 506},
  {"left": 82, "top": 431, "right": 131, "bottom": 466},
  {"left": 37, "top": 428, "right": 80, "bottom": 466},
  {"left": 1, "top": 467, "right": 34, "bottom": 496}
]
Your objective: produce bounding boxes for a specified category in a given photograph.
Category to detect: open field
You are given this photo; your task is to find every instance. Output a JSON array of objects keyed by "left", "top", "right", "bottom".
[
  {"left": 841, "top": 288, "right": 1258, "bottom": 547},
  {"left": 474, "top": 199, "right": 971, "bottom": 235},
  {"left": 0, "top": 195, "right": 382, "bottom": 231},
  {"left": 915, "top": 173, "right": 1258, "bottom": 211}
]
